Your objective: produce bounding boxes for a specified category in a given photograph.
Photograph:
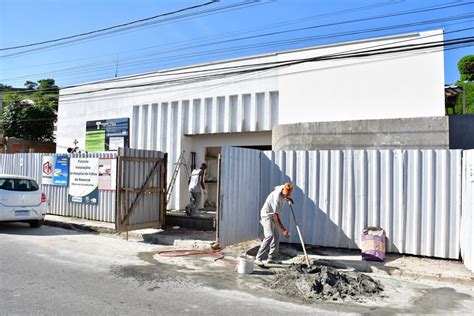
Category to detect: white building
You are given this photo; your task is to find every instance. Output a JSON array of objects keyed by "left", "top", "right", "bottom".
[{"left": 57, "top": 29, "right": 445, "bottom": 210}]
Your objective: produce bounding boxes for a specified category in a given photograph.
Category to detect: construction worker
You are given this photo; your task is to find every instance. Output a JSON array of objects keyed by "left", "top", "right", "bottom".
[
  {"left": 254, "top": 182, "right": 294, "bottom": 265},
  {"left": 185, "top": 163, "right": 207, "bottom": 216}
]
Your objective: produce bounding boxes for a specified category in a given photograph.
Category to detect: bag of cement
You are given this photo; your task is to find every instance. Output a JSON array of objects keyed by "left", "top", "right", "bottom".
[{"left": 361, "top": 227, "right": 386, "bottom": 262}]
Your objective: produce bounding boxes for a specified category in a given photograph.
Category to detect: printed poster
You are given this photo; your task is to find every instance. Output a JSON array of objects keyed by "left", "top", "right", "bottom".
[
  {"left": 85, "top": 130, "right": 106, "bottom": 152},
  {"left": 85, "top": 118, "right": 129, "bottom": 152},
  {"left": 68, "top": 158, "right": 99, "bottom": 205},
  {"left": 98, "top": 158, "right": 117, "bottom": 190},
  {"left": 108, "top": 137, "right": 124, "bottom": 151},
  {"left": 42, "top": 156, "right": 69, "bottom": 186}
]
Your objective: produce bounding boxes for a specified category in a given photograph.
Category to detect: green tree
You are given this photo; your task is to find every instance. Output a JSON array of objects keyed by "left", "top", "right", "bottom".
[
  {"left": 452, "top": 55, "right": 474, "bottom": 114},
  {"left": 1, "top": 79, "right": 58, "bottom": 141},
  {"left": 458, "top": 55, "right": 474, "bottom": 82}
]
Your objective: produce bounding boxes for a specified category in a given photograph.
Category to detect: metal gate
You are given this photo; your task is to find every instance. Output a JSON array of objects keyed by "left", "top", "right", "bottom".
[
  {"left": 218, "top": 147, "right": 261, "bottom": 246},
  {"left": 116, "top": 148, "right": 167, "bottom": 232}
]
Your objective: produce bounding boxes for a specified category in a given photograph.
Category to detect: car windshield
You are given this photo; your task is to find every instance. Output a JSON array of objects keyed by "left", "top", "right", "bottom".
[{"left": 0, "top": 178, "right": 39, "bottom": 191}]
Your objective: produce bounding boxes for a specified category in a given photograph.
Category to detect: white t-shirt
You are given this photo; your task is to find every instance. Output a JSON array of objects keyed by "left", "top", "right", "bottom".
[
  {"left": 260, "top": 185, "right": 286, "bottom": 220},
  {"left": 188, "top": 169, "right": 203, "bottom": 193}
]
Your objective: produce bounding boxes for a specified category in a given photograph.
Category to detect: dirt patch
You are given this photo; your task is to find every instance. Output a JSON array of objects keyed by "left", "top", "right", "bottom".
[{"left": 269, "top": 264, "right": 383, "bottom": 302}]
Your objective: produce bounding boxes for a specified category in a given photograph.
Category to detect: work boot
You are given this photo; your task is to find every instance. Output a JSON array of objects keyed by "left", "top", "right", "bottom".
[
  {"left": 254, "top": 259, "right": 265, "bottom": 267},
  {"left": 265, "top": 258, "right": 282, "bottom": 264}
]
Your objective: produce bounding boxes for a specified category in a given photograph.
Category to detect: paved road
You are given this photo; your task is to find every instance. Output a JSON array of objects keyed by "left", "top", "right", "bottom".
[
  {"left": 1, "top": 223, "right": 473, "bottom": 315},
  {"left": 0, "top": 223, "right": 320, "bottom": 315}
]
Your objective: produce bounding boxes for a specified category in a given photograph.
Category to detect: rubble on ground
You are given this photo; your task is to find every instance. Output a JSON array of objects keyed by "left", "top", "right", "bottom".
[{"left": 269, "top": 264, "right": 383, "bottom": 302}]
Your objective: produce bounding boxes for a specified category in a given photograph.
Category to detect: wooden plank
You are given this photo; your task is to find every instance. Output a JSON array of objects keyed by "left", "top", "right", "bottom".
[
  {"left": 120, "top": 156, "right": 164, "bottom": 163},
  {"left": 121, "top": 187, "right": 161, "bottom": 193},
  {"left": 160, "top": 153, "right": 168, "bottom": 228},
  {"left": 216, "top": 153, "right": 222, "bottom": 242},
  {"left": 117, "top": 221, "right": 162, "bottom": 232},
  {"left": 115, "top": 156, "right": 122, "bottom": 232}
]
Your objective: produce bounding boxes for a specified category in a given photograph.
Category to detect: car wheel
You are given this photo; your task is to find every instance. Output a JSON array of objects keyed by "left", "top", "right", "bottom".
[{"left": 29, "top": 220, "right": 43, "bottom": 228}]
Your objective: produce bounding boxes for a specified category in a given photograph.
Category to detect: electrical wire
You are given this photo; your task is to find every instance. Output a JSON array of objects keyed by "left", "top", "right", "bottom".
[
  {"left": 58, "top": 34, "right": 474, "bottom": 99},
  {"left": 6, "top": 13, "right": 473, "bottom": 84},
  {"left": 1, "top": 0, "right": 471, "bottom": 74},
  {"left": 0, "top": 1, "right": 270, "bottom": 59},
  {"left": 6, "top": 26, "right": 469, "bottom": 97},
  {"left": 0, "top": 0, "right": 401, "bottom": 72},
  {"left": 0, "top": 1, "right": 218, "bottom": 51}
]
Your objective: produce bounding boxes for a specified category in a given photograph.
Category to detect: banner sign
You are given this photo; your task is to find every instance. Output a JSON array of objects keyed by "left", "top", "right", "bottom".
[
  {"left": 68, "top": 158, "right": 99, "bottom": 204},
  {"left": 42, "top": 156, "right": 69, "bottom": 186},
  {"left": 98, "top": 158, "right": 117, "bottom": 191},
  {"left": 86, "top": 118, "right": 129, "bottom": 152}
]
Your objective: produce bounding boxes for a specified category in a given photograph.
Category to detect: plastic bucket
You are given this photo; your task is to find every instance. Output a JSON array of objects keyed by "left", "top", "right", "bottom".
[{"left": 236, "top": 257, "right": 254, "bottom": 274}]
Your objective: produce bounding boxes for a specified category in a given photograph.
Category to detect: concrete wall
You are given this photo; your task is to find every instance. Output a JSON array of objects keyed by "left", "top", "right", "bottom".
[
  {"left": 6, "top": 137, "right": 56, "bottom": 153},
  {"left": 278, "top": 29, "right": 445, "bottom": 124},
  {"left": 273, "top": 116, "right": 449, "bottom": 151}
]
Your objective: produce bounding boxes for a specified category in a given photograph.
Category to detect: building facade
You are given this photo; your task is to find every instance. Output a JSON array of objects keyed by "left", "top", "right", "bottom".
[{"left": 57, "top": 29, "right": 445, "bottom": 210}]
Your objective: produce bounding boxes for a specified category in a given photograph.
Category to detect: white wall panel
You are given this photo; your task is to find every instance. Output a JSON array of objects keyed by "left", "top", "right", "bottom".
[
  {"left": 220, "top": 148, "right": 463, "bottom": 259},
  {"left": 265, "top": 149, "right": 462, "bottom": 258},
  {"left": 461, "top": 150, "right": 474, "bottom": 272},
  {"left": 219, "top": 147, "right": 261, "bottom": 247}
]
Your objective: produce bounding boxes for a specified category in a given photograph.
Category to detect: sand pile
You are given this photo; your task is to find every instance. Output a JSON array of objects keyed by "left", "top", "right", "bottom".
[{"left": 269, "top": 264, "right": 383, "bottom": 302}]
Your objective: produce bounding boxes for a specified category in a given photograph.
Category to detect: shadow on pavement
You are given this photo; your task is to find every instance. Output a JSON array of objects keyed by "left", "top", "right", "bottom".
[{"left": 0, "top": 222, "right": 91, "bottom": 236}]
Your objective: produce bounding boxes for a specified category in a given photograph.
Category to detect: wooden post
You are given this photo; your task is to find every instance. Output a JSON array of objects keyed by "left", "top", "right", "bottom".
[{"left": 216, "top": 153, "right": 222, "bottom": 243}]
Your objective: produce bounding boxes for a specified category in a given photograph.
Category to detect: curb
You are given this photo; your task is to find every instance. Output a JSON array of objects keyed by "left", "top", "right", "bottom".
[
  {"left": 379, "top": 266, "right": 474, "bottom": 285},
  {"left": 43, "top": 219, "right": 214, "bottom": 250},
  {"left": 43, "top": 219, "right": 115, "bottom": 234},
  {"left": 143, "top": 233, "right": 214, "bottom": 250}
]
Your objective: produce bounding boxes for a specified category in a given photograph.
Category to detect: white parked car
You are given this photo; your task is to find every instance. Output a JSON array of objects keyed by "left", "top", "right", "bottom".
[{"left": 0, "top": 174, "right": 46, "bottom": 228}]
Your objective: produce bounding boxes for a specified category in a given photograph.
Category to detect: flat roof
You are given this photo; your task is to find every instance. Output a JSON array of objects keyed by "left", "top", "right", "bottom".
[{"left": 61, "top": 29, "right": 442, "bottom": 90}]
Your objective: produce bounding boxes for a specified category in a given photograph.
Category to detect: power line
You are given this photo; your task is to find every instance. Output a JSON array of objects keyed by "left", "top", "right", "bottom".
[
  {"left": 0, "top": 1, "right": 218, "bottom": 52},
  {"left": 4, "top": 6, "right": 474, "bottom": 88},
  {"left": 1, "top": 1, "right": 469, "bottom": 64},
  {"left": 5, "top": 24, "right": 472, "bottom": 95},
  {"left": 7, "top": 13, "right": 473, "bottom": 84},
  {"left": 58, "top": 34, "right": 474, "bottom": 99},
  {"left": 0, "top": 1, "right": 270, "bottom": 59},
  {"left": 0, "top": 0, "right": 400, "bottom": 72}
]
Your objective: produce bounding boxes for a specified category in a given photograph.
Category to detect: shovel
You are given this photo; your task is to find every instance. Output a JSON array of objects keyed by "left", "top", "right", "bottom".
[{"left": 287, "top": 200, "right": 311, "bottom": 266}]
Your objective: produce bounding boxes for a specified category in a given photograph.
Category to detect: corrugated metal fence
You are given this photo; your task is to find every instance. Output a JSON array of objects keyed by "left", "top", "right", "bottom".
[
  {"left": 219, "top": 147, "right": 261, "bottom": 246},
  {"left": 461, "top": 150, "right": 474, "bottom": 271},
  {"left": 220, "top": 148, "right": 464, "bottom": 260},
  {"left": 0, "top": 152, "right": 116, "bottom": 222}
]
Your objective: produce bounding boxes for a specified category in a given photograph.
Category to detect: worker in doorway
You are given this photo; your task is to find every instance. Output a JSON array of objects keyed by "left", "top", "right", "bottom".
[
  {"left": 185, "top": 163, "right": 207, "bottom": 216},
  {"left": 254, "top": 182, "right": 294, "bottom": 265}
]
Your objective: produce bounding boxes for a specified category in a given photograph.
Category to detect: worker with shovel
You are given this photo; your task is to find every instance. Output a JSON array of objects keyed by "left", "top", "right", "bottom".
[{"left": 254, "top": 183, "right": 294, "bottom": 266}]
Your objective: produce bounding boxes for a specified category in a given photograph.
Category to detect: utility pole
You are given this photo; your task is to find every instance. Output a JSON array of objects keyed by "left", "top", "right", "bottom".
[{"left": 115, "top": 54, "right": 119, "bottom": 78}]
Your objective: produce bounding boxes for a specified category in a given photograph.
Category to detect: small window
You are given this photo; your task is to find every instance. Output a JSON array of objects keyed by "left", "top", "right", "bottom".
[{"left": 0, "top": 178, "right": 39, "bottom": 191}]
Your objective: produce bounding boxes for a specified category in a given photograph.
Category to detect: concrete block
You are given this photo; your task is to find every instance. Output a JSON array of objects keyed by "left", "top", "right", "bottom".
[{"left": 272, "top": 116, "right": 450, "bottom": 150}]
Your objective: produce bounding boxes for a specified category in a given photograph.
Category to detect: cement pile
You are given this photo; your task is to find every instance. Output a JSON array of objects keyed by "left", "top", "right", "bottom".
[{"left": 269, "top": 264, "right": 383, "bottom": 302}]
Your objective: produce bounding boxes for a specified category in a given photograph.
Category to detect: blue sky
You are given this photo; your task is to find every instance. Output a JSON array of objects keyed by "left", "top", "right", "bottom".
[{"left": 0, "top": 0, "right": 472, "bottom": 88}]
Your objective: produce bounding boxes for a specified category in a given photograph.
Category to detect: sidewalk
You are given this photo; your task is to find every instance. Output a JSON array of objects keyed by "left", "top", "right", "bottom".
[
  {"left": 43, "top": 215, "right": 473, "bottom": 285},
  {"left": 44, "top": 214, "right": 216, "bottom": 250}
]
